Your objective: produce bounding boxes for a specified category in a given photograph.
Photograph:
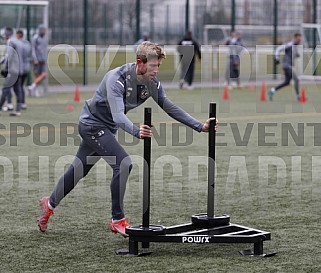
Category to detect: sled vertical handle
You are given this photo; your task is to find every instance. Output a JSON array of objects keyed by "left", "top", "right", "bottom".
[
  {"left": 207, "top": 103, "right": 216, "bottom": 218},
  {"left": 143, "top": 108, "right": 152, "bottom": 228}
]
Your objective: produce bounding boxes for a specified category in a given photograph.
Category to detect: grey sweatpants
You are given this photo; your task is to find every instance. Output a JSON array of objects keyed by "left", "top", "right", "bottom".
[{"left": 49, "top": 122, "right": 132, "bottom": 220}]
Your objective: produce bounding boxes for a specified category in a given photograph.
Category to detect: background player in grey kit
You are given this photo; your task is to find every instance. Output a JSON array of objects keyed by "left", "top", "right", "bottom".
[
  {"left": 28, "top": 25, "right": 48, "bottom": 97},
  {"left": 0, "top": 27, "right": 15, "bottom": 112},
  {"left": 134, "top": 32, "right": 150, "bottom": 52},
  {"left": 0, "top": 27, "right": 24, "bottom": 116},
  {"left": 269, "top": 33, "right": 302, "bottom": 101},
  {"left": 38, "top": 42, "right": 216, "bottom": 237},
  {"left": 177, "top": 30, "right": 201, "bottom": 90},
  {"left": 134, "top": 32, "right": 149, "bottom": 45},
  {"left": 228, "top": 31, "right": 245, "bottom": 88},
  {"left": 224, "top": 30, "right": 235, "bottom": 88},
  {"left": 16, "top": 29, "right": 31, "bottom": 110}
]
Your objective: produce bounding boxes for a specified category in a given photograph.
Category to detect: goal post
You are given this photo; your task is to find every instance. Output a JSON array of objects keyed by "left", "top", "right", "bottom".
[
  {"left": 301, "top": 23, "right": 321, "bottom": 48},
  {"left": 0, "top": 1, "right": 49, "bottom": 28},
  {"left": 301, "top": 23, "right": 321, "bottom": 79}
]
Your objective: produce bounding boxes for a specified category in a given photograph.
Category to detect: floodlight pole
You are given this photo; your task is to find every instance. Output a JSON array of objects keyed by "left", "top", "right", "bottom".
[
  {"left": 150, "top": 4, "right": 154, "bottom": 40},
  {"left": 43, "top": 2, "right": 48, "bottom": 28},
  {"left": 119, "top": 3, "right": 123, "bottom": 45},
  {"left": 83, "top": 0, "right": 88, "bottom": 85},
  {"left": 185, "top": 0, "right": 190, "bottom": 31},
  {"left": 136, "top": 0, "right": 141, "bottom": 42},
  {"left": 165, "top": 5, "right": 169, "bottom": 44},
  {"left": 26, "top": 0, "right": 31, "bottom": 41},
  {"left": 273, "top": 0, "right": 278, "bottom": 79},
  {"left": 313, "top": 0, "right": 317, "bottom": 76},
  {"left": 231, "top": 0, "right": 236, "bottom": 32}
]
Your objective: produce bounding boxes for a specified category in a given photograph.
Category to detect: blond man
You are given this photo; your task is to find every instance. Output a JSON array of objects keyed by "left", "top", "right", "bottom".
[{"left": 38, "top": 42, "right": 215, "bottom": 236}]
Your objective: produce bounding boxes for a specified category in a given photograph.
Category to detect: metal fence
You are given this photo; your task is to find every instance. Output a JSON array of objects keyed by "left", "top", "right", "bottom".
[
  {"left": 0, "top": 0, "right": 320, "bottom": 46},
  {"left": 48, "top": 0, "right": 191, "bottom": 45},
  {"left": 48, "top": 0, "right": 320, "bottom": 46},
  {"left": 1, "top": 0, "right": 321, "bottom": 85}
]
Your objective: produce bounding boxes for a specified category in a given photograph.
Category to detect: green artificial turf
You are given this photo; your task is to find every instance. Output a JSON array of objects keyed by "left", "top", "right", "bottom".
[{"left": 0, "top": 85, "right": 321, "bottom": 272}]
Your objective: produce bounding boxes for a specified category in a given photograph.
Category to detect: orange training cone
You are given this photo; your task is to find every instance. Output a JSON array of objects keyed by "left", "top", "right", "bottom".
[
  {"left": 260, "top": 81, "right": 266, "bottom": 102},
  {"left": 300, "top": 87, "right": 307, "bottom": 103},
  {"left": 248, "top": 85, "right": 255, "bottom": 91},
  {"left": 223, "top": 84, "right": 230, "bottom": 100},
  {"left": 65, "top": 104, "right": 74, "bottom": 111},
  {"left": 74, "top": 85, "right": 80, "bottom": 102}
]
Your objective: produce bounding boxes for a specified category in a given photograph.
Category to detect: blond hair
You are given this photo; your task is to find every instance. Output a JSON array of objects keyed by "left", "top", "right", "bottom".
[{"left": 136, "top": 41, "right": 166, "bottom": 63}]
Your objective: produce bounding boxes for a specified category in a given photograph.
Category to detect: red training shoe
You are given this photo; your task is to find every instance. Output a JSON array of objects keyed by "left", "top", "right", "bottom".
[
  {"left": 109, "top": 218, "right": 130, "bottom": 237},
  {"left": 38, "top": 196, "right": 54, "bottom": 232}
]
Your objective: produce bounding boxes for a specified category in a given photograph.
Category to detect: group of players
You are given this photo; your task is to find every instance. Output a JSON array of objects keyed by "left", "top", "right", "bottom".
[
  {"left": 0, "top": 25, "right": 47, "bottom": 116},
  {"left": 225, "top": 30, "right": 302, "bottom": 100},
  {"left": 0, "top": 26, "right": 302, "bottom": 119},
  {"left": 177, "top": 29, "right": 301, "bottom": 102}
]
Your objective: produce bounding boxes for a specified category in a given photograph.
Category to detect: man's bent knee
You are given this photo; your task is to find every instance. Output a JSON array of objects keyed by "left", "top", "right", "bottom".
[{"left": 120, "top": 156, "right": 132, "bottom": 173}]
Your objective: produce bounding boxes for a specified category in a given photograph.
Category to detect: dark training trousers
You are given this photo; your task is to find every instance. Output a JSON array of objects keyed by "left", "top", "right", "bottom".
[
  {"left": 49, "top": 122, "right": 132, "bottom": 220},
  {"left": 0, "top": 74, "right": 23, "bottom": 112},
  {"left": 275, "top": 66, "right": 299, "bottom": 96},
  {"left": 225, "top": 55, "right": 240, "bottom": 85},
  {"left": 21, "top": 73, "right": 28, "bottom": 104},
  {"left": 180, "top": 60, "right": 195, "bottom": 86}
]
